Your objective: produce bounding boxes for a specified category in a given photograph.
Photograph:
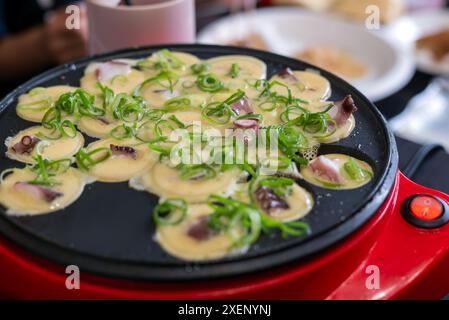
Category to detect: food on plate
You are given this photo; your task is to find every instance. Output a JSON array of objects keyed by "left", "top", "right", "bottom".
[
  {"left": 331, "top": 0, "right": 404, "bottom": 24},
  {"left": 296, "top": 46, "right": 368, "bottom": 80},
  {"left": 130, "top": 162, "right": 241, "bottom": 203},
  {"left": 207, "top": 55, "right": 267, "bottom": 80},
  {"left": 16, "top": 86, "right": 77, "bottom": 123},
  {"left": 5, "top": 125, "right": 84, "bottom": 164},
  {"left": 416, "top": 28, "right": 449, "bottom": 62},
  {"left": 274, "top": 0, "right": 403, "bottom": 24},
  {"left": 269, "top": 68, "right": 331, "bottom": 101},
  {"left": 155, "top": 202, "right": 242, "bottom": 261},
  {"left": 228, "top": 33, "right": 269, "bottom": 51},
  {"left": 273, "top": 0, "right": 334, "bottom": 12},
  {"left": 81, "top": 61, "right": 146, "bottom": 96},
  {"left": 301, "top": 154, "right": 373, "bottom": 189},
  {"left": 0, "top": 49, "right": 370, "bottom": 261},
  {"left": 79, "top": 138, "right": 156, "bottom": 182},
  {"left": 0, "top": 158, "right": 88, "bottom": 215},
  {"left": 251, "top": 176, "right": 313, "bottom": 222},
  {"left": 136, "top": 50, "right": 200, "bottom": 77}
]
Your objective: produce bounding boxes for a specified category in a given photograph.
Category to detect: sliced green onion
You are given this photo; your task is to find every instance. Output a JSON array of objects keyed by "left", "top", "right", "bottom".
[
  {"left": 154, "top": 117, "right": 184, "bottom": 138},
  {"left": 59, "top": 119, "right": 77, "bottom": 138},
  {"left": 153, "top": 198, "right": 187, "bottom": 226},
  {"left": 39, "top": 108, "right": 78, "bottom": 140},
  {"left": 207, "top": 195, "right": 262, "bottom": 247},
  {"left": 134, "top": 71, "right": 179, "bottom": 96},
  {"left": 55, "top": 89, "right": 103, "bottom": 117},
  {"left": 260, "top": 215, "right": 310, "bottom": 238},
  {"left": 202, "top": 90, "right": 246, "bottom": 124},
  {"left": 229, "top": 63, "right": 240, "bottom": 78},
  {"left": 284, "top": 104, "right": 336, "bottom": 138},
  {"left": 191, "top": 62, "right": 210, "bottom": 75},
  {"left": 343, "top": 157, "right": 371, "bottom": 181},
  {"left": 178, "top": 164, "right": 217, "bottom": 180},
  {"left": 145, "top": 108, "right": 166, "bottom": 121},
  {"left": 28, "top": 155, "right": 71, "bottom": 187},
  {"left": 206, "top": 194, "right": 309, "bottom": 247},
  {"left": 202, "top": 101, "right": 232, "bottom": 125},
  {"left": 196, "top": 74, "right": 224, "bottom": 93},
  {"left": 279, "top": 105, "right": 308, "bottom": 123},
  {"left": 75, "top": 147, "right": 112, "bottom": 171},
  {"left": 41, "top": 107, "right": 62, "bottom": 128},
  {"left": 107, "top": 92, "right": 147, "bottom": 122},
  {"left": 110, "top": 123, "right": 136, "bottom": 140},
  {"left": 147, "top": 137, "right": 172, "bottom": 157},
  {"left": 258, "top": 176, "right": 294, "bottom": 197},
  {"left": 136, "top": 121, "right": 156, "bottom": 142},
  {"left": 236, "top": 113, "right": 263, "bottom": 121},
  {"left": 167, "top": 114, "right": 186, "bottom": 129},
  {"left": 153, "top": 49, "right": 185, "bottom": 70},
  {"left": 110, "top": 75, "right": 128, "bottom": 85},
  {"left": 164, "top": 96, "right": 191, "bottom": 111},
  {"left": 181, "top": 80, "right": 195, "bottom": 89}
]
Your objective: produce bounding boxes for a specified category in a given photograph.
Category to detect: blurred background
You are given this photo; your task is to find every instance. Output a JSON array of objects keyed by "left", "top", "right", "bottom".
[{"left": 1, "top": 0, "right": 449, "bottom": 191}]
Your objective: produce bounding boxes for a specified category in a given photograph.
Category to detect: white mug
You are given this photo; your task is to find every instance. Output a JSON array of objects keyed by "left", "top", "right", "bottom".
[{"left": 87, "top": 0, "right": 196, "bottom": 55}]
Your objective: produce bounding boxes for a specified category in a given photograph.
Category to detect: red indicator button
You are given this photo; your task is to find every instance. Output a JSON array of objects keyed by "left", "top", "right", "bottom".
[{"left": 410, "top": 196, "right": 444, "bottom": 221}]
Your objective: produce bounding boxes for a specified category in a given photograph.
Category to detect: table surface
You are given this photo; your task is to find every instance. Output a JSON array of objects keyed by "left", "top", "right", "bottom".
[{"left": 377, "top": 70, "right": 449, "bottom": 195}]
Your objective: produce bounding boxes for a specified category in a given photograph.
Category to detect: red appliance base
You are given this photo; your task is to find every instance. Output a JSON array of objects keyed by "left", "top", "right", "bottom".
[{"left": 1, "top": 172, "right": 448, "bottom": 299}]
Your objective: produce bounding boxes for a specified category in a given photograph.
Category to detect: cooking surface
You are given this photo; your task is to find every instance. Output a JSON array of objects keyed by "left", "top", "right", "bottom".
[{"left": 0, "top": 45, "right": 396, "bottom": 280}]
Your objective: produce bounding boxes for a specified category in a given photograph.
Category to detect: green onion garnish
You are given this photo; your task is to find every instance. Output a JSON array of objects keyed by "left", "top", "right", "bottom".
[
  {"left": 206, "top": 195, "right": 310, "bottom": 247},
  {"left": 164, "top": 96, "right": 191, "bottom": 111},
  {"left": 257, "top": 176, "right": 294, "bottom": 198},
  {"left": 229, "top": 63, "right": 240, "bottom": 78},
  {"left": 55, "top": 89, "right": 103, "bottom": 118},
  {"left": 196, "top": 74, "right": 224, "bottom": 93},
  {"left": 201, "top": 89, "right": 246, "bottom": 124},
  {"left": 75, "top": 147, "right": 112, "bottom": 171},
  {"left": 201, "top": 101, "right": 232, "bottom": 124},
  {"left": 274, "top": 125, "right": 309, "bottom": 167},
  {"left": 207, "top": 195, "right": 262, "bottom": 247},
  {"left": 284, "top": 104, "right": 336, "bottom": 138},
  {"left": 153, "top": 49, "right": 185, "bottom": 70},
  {"left": 178, "top": 164, "right": 217, "bottom": 180},
  {"left": 191, "top": 62, "right": 210, "bottom": 75},
  {"left": 110, "top": 123, "right": 136, "bottom": 140},
  {"left": 154, "top": 116, "right": 185, "bottom": 139},
  {"left": 153, "top": 198, "right": 187, "bottom": 226},
  {"left": 28, "top": 155, "right": 71, "bottom": 187},
  {"left": 147, "top": 137, "right": 172, "bottom": 157},
  {"left": 137, "top": 49, "right": 185, "bottom": 71},
  {"left": 343, "top": 157, "right": 372, "bottom": 181},
  {"left": 133, "top": 71, "right": 179, "bottom": 96},
  {"left": 260, "top": 215, "right": 310, "bottom": 238},
  {"left": 145, "top": 108, "right": 166, "bottom": 121},
  {"left": 38, "top": 108, "right": 77, "bottom": 140},
  {"left": 236, "top": 113, "right": 262, "bottom": 121}
]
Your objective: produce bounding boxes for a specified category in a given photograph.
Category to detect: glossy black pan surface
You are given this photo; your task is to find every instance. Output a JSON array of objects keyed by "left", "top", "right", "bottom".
[{"left": 0, "top": 45, "right": 398, "bottom": 280}]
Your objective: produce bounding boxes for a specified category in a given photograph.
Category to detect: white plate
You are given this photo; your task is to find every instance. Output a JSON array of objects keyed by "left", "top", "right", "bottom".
[
  {"left": 384, "top": 9, "right": 449, "bottom": 75},
  {"left": 198, "top": 7, "right": 415, "bottom": 102}
]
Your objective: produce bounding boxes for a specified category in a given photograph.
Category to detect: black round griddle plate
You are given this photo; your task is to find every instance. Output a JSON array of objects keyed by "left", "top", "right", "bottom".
[{"left": 0, "top": 45, "right": 398, "bottom": 281}]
